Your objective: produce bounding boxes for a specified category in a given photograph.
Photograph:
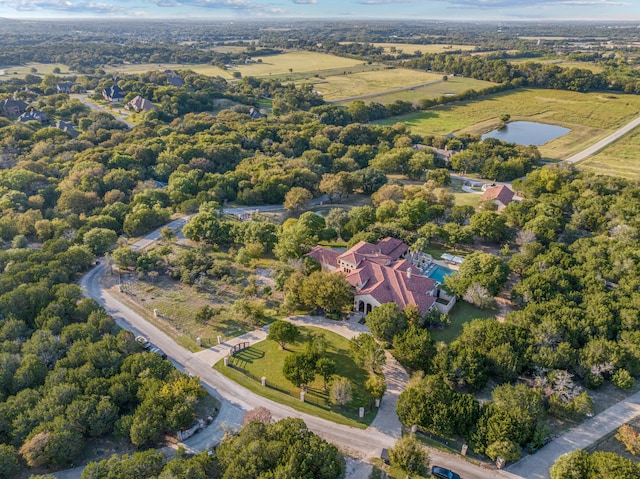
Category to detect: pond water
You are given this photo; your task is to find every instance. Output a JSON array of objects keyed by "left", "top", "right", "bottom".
[{"left": 481, "top": 121, "right": 570, "bottom": 146}]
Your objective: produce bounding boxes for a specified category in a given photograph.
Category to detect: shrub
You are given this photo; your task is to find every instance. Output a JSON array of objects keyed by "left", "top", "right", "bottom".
[{"left": 612, "top": 369, "right": 635, "bottom": 390}]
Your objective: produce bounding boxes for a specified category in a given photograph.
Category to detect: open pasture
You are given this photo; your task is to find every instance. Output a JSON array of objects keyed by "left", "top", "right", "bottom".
[
  {"left": 0, "top": 62, "right": 70, "bottom": 79},
  {"left": 578, "top": 128, "right": 640, "bottom": 180},
  {"left": 103, "top": 62, "right": 234, "bottom": 79},
  {"left": 507, "top": 57, "right": 605, "bottom": 73},
  {"left": 341, "top": 42, "right": 476, "bottom": 54},
  {"left": 376, "top": 88, "right": 640, "bottom": 160},
  {"left": 311, "top": 68, "right": 443, "bottom": 101},
  {"left": 232, "top": 51, "right": 364, "bottom": 77},
  {"left": 335, "top": 76, "right": 496, "bottom": 105}
]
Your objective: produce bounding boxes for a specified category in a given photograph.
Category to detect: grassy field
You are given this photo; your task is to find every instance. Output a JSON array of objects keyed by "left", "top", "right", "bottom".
[
  {"left": 340, "top": 42, "right": 476, "bottom": 55},
  {"left": 0, "top": 62, "right": 71, "bottom": 79},
  {"left": 578, "top": 127, "right": 640, "bottom": 180},
  {"left": 311, "top": 68, "right": 443, "bottom": 101},
  {"left": 214, "top": 326, "right": 377, "bottom": 428},
  {"left": 430, "top": 302, "right": 496, "bottom": 343},
  {"left": 334, "top": 76, "right": 496, "bottom": 105},
  {"left": 508, "top": 58, "right": 605, "bottom": 73},
  {"left": 232, "top": 51, "right": 364, "bottom": 77},
  {"left": 376, "top": 88, "right": 640, "bottom": 160},
  {"left": 103, "top": 62, "right": 234, "bottom": 79}
]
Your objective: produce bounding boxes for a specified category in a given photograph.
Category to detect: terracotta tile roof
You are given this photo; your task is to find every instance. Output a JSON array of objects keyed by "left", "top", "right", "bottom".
[
  {"left": 347, "top": 261, "right": 437, "bottom": 315},
  {"left": 306, "top": 246, "right": 339, "bottom": 270},
  {"left": 480, "top": 185, "right": 514, "bottom": 205}
]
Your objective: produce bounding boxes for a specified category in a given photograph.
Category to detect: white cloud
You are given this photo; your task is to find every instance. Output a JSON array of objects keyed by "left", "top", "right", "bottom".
[
  {"left": 0, "top": 0, "right": 129, "bottom": 13},
  {"left": 293, "top": 0, "right": 317, "bottom": 4}
]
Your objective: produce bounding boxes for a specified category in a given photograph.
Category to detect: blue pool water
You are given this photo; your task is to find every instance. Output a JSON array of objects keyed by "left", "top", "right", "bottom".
[{"left": 427, "top": 265, "right": 455, "bottom": 283}]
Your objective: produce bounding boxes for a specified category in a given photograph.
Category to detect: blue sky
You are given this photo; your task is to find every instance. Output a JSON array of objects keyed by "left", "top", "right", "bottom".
[{"left": 0, "top": 0, "right": 637, "bottom": 20}]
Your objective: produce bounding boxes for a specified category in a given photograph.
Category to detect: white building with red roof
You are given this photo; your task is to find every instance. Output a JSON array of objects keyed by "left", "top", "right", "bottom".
[{"left": 307, "top": 237, "right": 454, "bottom": 316}]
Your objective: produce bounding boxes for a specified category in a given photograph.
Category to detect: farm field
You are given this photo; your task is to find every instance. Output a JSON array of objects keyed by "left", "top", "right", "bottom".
[
  {"left": 232, "top": 51, "right": 364, "bottom": 77},
  {"left": 508, "top": 57, "right": 605, "bottom": 73},
  {"left": 103, "top": 62, "right": 234, "bottom": 79},
  {"left": 0, "top": 62, "right": 70, "bottom": 79},
  {"left": 376, "top": 88, "right": 640, "bottom": 160},
  {"left": 341, "top": 42, "right": 476, "bottom": 54},
  {"left": 214, "top": 325, "right": 376, "bottom": 428},
  {"left": 335, "top": 76, "right": 496, "bottom": 105},
  {"left": 578, "top": 127, "right": 640, "bottom": 180},
  {"left": 310, "top": 68, "right": 444, "bottom": 101}
]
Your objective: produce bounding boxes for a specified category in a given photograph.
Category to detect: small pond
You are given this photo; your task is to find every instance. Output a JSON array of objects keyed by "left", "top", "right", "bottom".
[{"left": 481, "top": 121, "right": 570, "bottom": 146}]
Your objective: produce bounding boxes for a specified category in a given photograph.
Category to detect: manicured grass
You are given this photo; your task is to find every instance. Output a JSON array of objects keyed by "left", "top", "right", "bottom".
[
  {"left": 376, "top": 88, "right": 640, "bottom": 160},
  {"left": 578, "top": 127, "right": 640, "bottom": 180},
  {"left": 0, "top": 62, "right": 71, "bottom": 79},
  {"left": 231, "top": 52, "right": 364, "bottom": 77},
  {"left": 310, "top": 68, "right": 443, "bottom": 101},
  {"left": 335, "top": 77, "right": 497, "bottom": 105},
  {"left": 430, "top": 301, "right": 496, "bottom": 343},
  {"left": 214, "top": 326, "right": 377, "bottom": 428}
]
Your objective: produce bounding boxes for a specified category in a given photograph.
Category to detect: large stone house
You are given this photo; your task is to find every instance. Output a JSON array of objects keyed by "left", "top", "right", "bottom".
[
  {"left": 307, "top": 237, "right": 455, "bottom": 316},
  {"left": 124, "top": 96, "right": 158, "bottom": 113},
  {"left": 0, "top": 98, "right": 28, "bottom": 116},
  {"left": 102, "top": 85, "right": 126, "bottom": 102}
]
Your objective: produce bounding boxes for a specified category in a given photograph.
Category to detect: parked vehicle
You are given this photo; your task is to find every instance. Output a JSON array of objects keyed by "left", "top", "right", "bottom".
[
  {"left": 431, "top": 465, "right": 461, "bottom": 479},
  {"left": 135, "top": 335, "right": 150, "bottom": 349},
  {"left": 149, "top": 347, "right": 167, "bottom": 359}
]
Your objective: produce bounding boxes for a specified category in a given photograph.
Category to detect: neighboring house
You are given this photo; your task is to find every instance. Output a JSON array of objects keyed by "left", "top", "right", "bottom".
[
  {"left": 480, "top": 185, "right": 515, "bottom": 211},
  {"left": 124, "top": 95, "right": 158, "bottom": 113},
  {"left": 307, "top": 237, "right": 454, "bottom": 316},
  {"left": 414, "top": 144, "right": 458, "bottom": 165},
  {"left": 102, "top": 85, "right": 126, "bottom": 102},
  {"left": 249, "top": 107, "right": 266, "bottom": 119},
  {"left": 56, "top": 83, "right": 73, "bottom": 94},
  {"left": 18, "top": 110, "right": 47, "bottom": 123},
  {"left": 166, "top": 73, "right": 184, "bottom": 87},
  {"left": 55, "top": 120, "right": 79, "bottom": 138},
  {"left": 0, "top": 98, "right": 28, "bottom": 116}
]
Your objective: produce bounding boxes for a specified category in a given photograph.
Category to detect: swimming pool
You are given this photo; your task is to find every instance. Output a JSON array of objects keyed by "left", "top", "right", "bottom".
[{"left": 426, "top": 265, "right": 455, "bottom": 283}]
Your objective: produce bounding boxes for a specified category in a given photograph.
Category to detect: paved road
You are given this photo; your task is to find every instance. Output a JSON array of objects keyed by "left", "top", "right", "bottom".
[
  {"left": 76, "top": 220, "right": 520, "bottom": 479},
  {"left": 222, "top": 194, "right": 329, "bottom": 218},
  {"left": 508, "top": 388, "right": 640, "bottom": 478},
  {"left": 564, "top": 115, "right": 640, "bottom": 164},
  {"left": 72, "top": 93, "right": 135, "bottom": 129}
]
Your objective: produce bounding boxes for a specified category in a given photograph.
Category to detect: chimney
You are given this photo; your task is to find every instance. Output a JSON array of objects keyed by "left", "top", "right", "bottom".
[{"left": 407, "top": 267, "right": 412, "bottom": 279}]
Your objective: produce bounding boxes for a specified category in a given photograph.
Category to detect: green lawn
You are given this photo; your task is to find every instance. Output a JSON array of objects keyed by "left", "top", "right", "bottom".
[
  {"left": 0, "top": 62, "right": 71, "bottom": 79},
  {"left": 376, "top": 88, "right": 640, "bottom": 160},
  {"left": 232, "top": 52, "right": 364, "bottom": 77},
  {"left": 214, "top": 326, "right": 377, "bottom": 428},
  {"left": 430, "top": 301, "right": 496, "bottom": 343}
]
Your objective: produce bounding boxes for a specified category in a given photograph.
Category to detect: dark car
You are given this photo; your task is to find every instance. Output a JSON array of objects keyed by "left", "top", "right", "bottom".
[
  {"left": 149, "top": 347, "right": 167, "bottom": 359},
  {"left": 431, "top": 465, "right": 461, "bottom": 479}
]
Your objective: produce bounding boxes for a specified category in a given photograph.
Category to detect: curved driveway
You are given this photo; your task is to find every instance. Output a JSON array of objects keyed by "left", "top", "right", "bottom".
[
  {"left": 564, "top": 115, "right": 640, "bottom": 164},
  {"left": 79, "top": 228, "right": 519, "bottom": 479}
]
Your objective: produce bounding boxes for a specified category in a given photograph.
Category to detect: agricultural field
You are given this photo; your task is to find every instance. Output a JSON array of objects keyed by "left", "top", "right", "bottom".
[
  {"left": 341, "top": 42, "right": 477, "bottom": 54},
  {"left": 578, "top": 128, "right": 640, "bottom": 180},
  {"left": 103, "top": 62, "right": 234, "bottom": 79},
  {"left": 231, "top": 51, "right": 364, "bottom": 77},
  {"left": 376, "top": 88, "right": 640, "bottom": 160},
  {"left": 508, "top": 57, "right": 605, "bottom": 73},
  {"left": 311, "top": 68, "right": 443, "bottom": 101},
  {"left": 335, "top": 76, "right": 496, "bottom": 105},
  {"left": 0, "top": 62, "right": 70, "bottom": 79},
  {"left": 215, "top": 326, "right": 377, "bottom": 427}
]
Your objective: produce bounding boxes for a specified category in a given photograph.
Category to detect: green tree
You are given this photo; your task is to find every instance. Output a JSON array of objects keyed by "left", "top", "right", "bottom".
[
  {"left": 393, "top": 325, "right": 435, "bottom": 372},
  {"left": 283, "top": 187, "right": 313, "bottom": 213},
  {"left": 470, "top": 211, "right": 508, "bottom": 243},
  {"left": 426, "top": 168, "right": 451, "bottom": 186},
  {"left": 365, "top": 302, "right": 407, "bottom": 343},
  {"left": 0, "top": 444, "right": 20, "bottom": 479},
  {"left": 550, "top": 450, "right": 590, "bottom": 479},
  {"left": 283, "top": 352, "right": 316, "bottom": 391},
  {"left": 365, "top": 374, "right": 387, "bottom": 401},
  {"left": 83, "top": 227, "right": 118, "bottom": 255},
  {"left": 299, "top": 271, "right": 353, "bottom": 315},
  {"left": 389, "top": 435, "right": 430, "bottom": 476},
  {"left": 267, "top": 320, "right": 299, "bottom": 350},
  {"left": 350, "top": 333, "right": 386, "bottom": 374},
  {"left": 315, "top": 357, "right": 337, "bottom": 390},
  {"left": 444, "top": 251, "right": 509, "bottom": 297}
]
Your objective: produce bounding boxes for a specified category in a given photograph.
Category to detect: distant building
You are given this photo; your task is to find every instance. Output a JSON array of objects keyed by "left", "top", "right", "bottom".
[
  {"left": 480, "top": 185, "right": 515, "bottom": 211},
  {"left": 307, "top": 237, "right": 455, "bottom": 316},
  {"left": 102, "top": 85, "right": 126, "bottom": 102},
  {"left": 56, "top": 83, "right": 73, "bottom": 94},
  {"left": 55, "top": 120, "right": 79, "bottom": 138},
  {"left": 124, "top": 95, "right": 158, "bottom": 113},
  {"left": 166, "top": 73, "right": 184, "bottom": 87},
  {"left": 413, "top": 144, "right": 458, "bottom": 165},
  {"left": 18, "top": 110, "right": 47, "bottom": 123},
  {"left": 0, "top": 98, "right": 29, "bottom": 116},
  {"left": 249, "top": 107, "right": 266, "bottom": 119}
]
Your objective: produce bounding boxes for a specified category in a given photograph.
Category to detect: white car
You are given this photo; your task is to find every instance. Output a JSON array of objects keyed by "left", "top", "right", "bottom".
[{"left": 135, "top": 335, "right": 150, "bottom": 349}]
